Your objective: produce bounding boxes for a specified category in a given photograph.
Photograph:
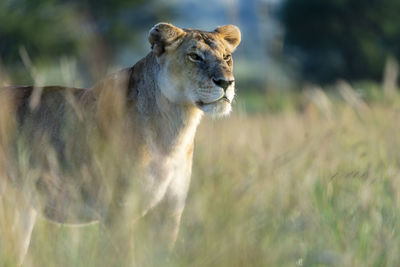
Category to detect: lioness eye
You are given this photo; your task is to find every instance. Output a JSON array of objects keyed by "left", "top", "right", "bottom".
[
  {"left": 224, "top": 54, "right": 231, "bottom": 61},
  {"left": 188, "top": 53, "right": 203, "bottom": 62}
]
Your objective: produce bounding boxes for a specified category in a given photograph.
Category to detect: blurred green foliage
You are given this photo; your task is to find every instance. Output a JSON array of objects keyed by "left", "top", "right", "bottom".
[
  {"left": 0, "top": 0, "right": 153, "bottom": 60},
  {"left": 0, "top": 0, "right": 171, "bottom": 83},
  {"left": 2, "top": 0, "right": 399, "bottom": 88},
  {"left": 282, "top": 0, "right": 400, "bottom": 83}
]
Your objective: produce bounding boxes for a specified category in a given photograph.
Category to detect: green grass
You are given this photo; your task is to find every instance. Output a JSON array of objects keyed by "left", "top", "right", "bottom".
[
  {"left": 183, "top": 104, "right": 400, "bottom": 267},
  {"left": 2, "top": 86, "right": 400, "bottom": 266}
]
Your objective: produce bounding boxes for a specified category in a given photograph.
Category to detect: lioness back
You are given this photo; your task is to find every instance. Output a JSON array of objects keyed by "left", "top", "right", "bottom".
[
  {"left": 0, "top": 22, "right": 241, "bottom": 266},
  {"left": 1, "top": 69, "right": 141, "bottom": 223}
]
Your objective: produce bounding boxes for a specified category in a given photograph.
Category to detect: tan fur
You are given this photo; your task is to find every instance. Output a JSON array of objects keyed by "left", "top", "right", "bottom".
[{"left": 0, "top": 23, "right": 240, "bottom": 265}]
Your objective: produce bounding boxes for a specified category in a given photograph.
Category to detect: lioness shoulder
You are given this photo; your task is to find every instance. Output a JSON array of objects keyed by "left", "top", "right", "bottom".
[{"left": 0, "top": 23, "right": 241, "bottom": 265}]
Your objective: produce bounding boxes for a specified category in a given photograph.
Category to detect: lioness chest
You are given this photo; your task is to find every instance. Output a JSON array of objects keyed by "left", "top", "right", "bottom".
[
  {"left": 7, "top": 85, "right": 193, "bottom": 224},
  {"left": 32, "top": 139, "right": 192, "bottom": 224}
]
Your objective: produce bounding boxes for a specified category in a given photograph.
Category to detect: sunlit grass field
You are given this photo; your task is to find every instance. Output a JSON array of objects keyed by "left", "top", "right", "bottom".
[
  {"left": 182, "top": 98, "right": 400, "bottom": 267},
  {"left": 1, "top": 81, "right": 400, "bottom": 266}
]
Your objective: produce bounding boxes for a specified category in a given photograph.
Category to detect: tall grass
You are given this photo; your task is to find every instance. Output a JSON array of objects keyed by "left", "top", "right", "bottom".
[
  {"left": 1, "top": 60, "right": 400, "bottom": 266},
  {"left": 184, "top": 103, "right": 400, "bottom": 267},
  {"left": 2, "top": 96, "right": 399, "bottom": 266}
]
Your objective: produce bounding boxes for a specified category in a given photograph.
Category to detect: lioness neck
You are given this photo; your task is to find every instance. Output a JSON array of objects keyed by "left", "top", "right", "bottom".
[{"left": 133, "top": 52, "right": 203, "bottom": 155}]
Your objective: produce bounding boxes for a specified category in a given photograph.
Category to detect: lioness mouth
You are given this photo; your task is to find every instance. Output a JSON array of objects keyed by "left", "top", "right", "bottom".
[{"left": 196, "top": 96, "right": 231, "bottom": 107}]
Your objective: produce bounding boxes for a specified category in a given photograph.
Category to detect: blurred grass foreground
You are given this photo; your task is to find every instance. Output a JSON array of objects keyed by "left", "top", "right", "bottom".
[
  {"left": 1, "top": 74, "right": 400, "bottom": 266},
  {"left": 2, "top": 0, "right": 400, "bottom": 266}
]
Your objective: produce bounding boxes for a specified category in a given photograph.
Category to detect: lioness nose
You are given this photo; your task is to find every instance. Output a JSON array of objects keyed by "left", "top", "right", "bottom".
[{"left": 213, "top": 79, "right": 234, "bottom": 91}]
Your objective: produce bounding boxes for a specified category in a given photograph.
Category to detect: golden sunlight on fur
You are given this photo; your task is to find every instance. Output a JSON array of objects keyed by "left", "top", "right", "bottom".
[{"left": 0, "top": 22, "right": 240, "bottom": 265}]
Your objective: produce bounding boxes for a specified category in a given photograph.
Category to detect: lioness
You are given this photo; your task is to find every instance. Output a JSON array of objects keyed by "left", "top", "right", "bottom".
[{"left": 0, "top": 22, "right": 240, "bottom": 265}]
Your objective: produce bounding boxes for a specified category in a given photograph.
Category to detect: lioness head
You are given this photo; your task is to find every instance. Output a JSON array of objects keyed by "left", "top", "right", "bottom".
[{"left": 149, "top": 23, "right": 241, "bottom": 116}]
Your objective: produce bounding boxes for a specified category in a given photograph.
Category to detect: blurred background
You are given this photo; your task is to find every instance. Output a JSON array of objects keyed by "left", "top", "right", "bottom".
[
  {"left": 2, "top": 1, "right": 400, "bottom": 266},
  {"left": 1, "top": 0, "right": 398, "bottom": 106}
]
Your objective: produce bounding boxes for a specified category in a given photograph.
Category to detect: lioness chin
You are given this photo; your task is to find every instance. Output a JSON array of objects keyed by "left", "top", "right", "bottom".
[{"left": 0, "top": 22, "right": 240, "bottom": 265}]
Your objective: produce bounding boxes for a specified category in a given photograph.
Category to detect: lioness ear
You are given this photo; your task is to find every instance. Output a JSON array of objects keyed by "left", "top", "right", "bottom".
[
  {"left": 214, "top": 25, "right": 241, "bottom": 51},
  {"left": 148, "top": 23, "right": 186, "bottom": 56}
]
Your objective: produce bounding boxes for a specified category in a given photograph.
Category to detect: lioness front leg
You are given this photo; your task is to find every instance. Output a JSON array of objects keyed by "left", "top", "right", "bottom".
[
  {"left": 0, "top": 192, "right": 37, "bottom": 266},
  {"left": 166, "top": 211, "right": 183, "bottom": 251},
  {"left": 99, "top": 197, "right": 138, "bottom": 266},
  {"left": 146, "top": 206, "right": 183, "bottom": 250},
  {"left": 134, "top": 203, "right": 183, "bottom": 264}
]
